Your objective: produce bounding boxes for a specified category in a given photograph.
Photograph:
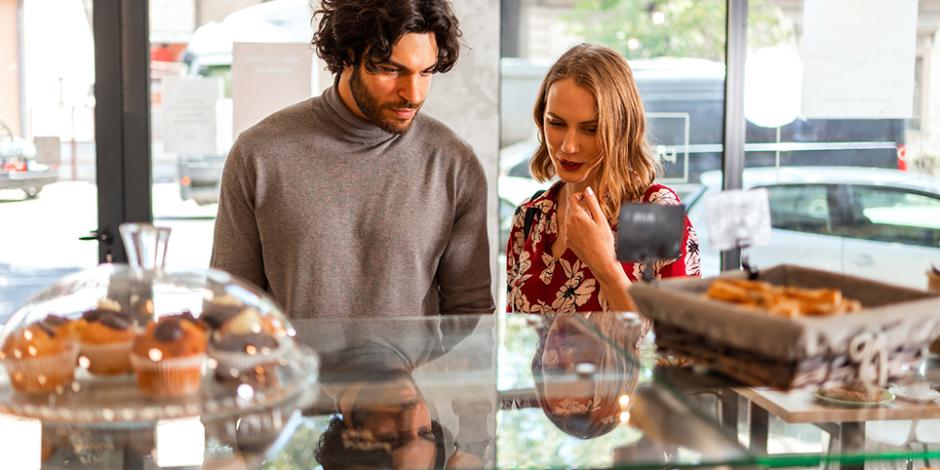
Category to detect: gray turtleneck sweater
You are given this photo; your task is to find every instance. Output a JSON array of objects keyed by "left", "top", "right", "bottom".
[{"left": 210, "top": 86, "right": 495, "bottom": 318}]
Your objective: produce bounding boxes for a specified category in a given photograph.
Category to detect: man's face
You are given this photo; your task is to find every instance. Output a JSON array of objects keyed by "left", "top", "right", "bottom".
[{"left": 350, "top": 32, "right": 439, "bottom": 134}]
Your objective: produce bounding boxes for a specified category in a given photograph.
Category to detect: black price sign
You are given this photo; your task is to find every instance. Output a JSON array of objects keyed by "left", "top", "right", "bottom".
[{"left": 615, "top": 204, "right": 685, "bottom": 264}]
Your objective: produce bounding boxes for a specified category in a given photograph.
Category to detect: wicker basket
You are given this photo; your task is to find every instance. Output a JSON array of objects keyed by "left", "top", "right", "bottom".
[{"left": 629, "top": 265, "right": 940, "bottom": 389}]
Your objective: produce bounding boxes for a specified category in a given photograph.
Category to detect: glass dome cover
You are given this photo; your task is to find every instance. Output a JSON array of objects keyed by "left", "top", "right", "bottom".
[{"left": 0, "top": 224, "right": 318, "bottom": 426}]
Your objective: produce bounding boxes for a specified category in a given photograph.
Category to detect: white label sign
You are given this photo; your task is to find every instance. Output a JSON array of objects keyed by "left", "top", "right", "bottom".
[
  {"left": 705, "top": 189, "right": 772, "bottom": 251},
  {"left": 162, "top": 76, "right": 222, "bottom": 155},
  {"left": 801, "top": 0, "right": 917, "bottom": 119},
  {"left": 232, "top": 42, "right": 314, "bottom": 138}
]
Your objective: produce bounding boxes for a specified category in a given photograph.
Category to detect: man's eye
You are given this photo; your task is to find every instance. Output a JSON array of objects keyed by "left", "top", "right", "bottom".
[{"left": 380, "top": 66, "right": 398, "bottom": 74}]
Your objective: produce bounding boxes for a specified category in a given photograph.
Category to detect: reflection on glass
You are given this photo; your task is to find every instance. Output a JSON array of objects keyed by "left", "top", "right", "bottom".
[
  {"left": 155, "top": 417, "right": 205, "bottom": 467},
  {"left": 0, "top": 413, "right": 41, "bottom": 468},
  {"left": 312, "top": 317, "right": 487, "bottom": 469},
  {"left": 531, "top": 313, "right": 643, "bottom": 439}
]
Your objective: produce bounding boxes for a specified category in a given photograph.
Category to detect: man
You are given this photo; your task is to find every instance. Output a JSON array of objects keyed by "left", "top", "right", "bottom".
[{"left": 210, "top": 0, "right": 494, "bottom": 318}]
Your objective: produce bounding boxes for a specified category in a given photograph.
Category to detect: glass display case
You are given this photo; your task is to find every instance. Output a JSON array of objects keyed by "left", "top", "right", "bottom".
[{"left": 0, "top": 224, "right": 319, "bottom": 427}]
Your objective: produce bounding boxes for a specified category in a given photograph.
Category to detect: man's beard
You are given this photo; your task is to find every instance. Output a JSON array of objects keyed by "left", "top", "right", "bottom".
[{"left": 350, "top": 67, "right": 421, "bottom": 134}]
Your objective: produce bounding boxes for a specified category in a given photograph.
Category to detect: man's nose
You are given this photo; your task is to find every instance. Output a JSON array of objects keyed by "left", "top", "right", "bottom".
[{"left": 398, "top": 74, "right": 423, "bottom": 106}]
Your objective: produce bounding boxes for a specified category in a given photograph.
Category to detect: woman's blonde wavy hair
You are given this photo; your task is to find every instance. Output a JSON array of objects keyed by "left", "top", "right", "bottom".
[{"left": 530, "top": 44, "right": 658, "bottom": 222}]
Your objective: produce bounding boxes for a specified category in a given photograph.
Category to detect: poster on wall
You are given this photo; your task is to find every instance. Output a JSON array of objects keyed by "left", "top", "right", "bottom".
[
  {"left": 801, "top": 0, "right": 917, "bottom": 119},
  {"left": 162, "top": 76, "right": 223, "bottom": 155},
  {"left": 232, "top": 43, "right": 314, "bottom": 138}
]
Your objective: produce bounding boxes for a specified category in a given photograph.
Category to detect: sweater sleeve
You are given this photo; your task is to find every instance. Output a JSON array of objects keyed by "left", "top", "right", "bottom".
[
  {"left": 210, "top": 139, "right": 268, "bottom": 290},
  {"left": 435, "top": 153, "right": 496, "bottom": 316}
]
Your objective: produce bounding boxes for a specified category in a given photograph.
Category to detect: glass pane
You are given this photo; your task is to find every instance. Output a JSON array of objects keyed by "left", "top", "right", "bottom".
[
  {"left": 737, "top": 0, "right": 940, "bottom": 289},
  {"left": 501, "top": 0, "right": 728, "bottom": 297},
  {"left": 0, "top": 0, "right": 97, "bottom": 318},
  {"left": 148, "top": 0, "right": 318, "bottom": 270}
]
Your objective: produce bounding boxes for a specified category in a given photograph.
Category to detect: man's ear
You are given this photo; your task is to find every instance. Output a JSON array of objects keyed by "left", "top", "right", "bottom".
[{"left": 345, "top": 48, "right": 365, "bottom": 69}]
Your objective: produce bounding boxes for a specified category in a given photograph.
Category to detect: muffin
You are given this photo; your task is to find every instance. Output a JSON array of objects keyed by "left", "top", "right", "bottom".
[
  {"left": 130, "top": 316, "right": 207, "bottom": 398},
  {"left": 209, "top": 332, "right": 284, "bottom": 389},
  {"left": 77, "top": 309, "right": 136, "bottom": 375},
  {"left": 1, "top": 321, "right": 79, "bottom": 393},
  {"left": 202, "top": 304, "right": 287, "bottom": 340},
  {"left": 38, "top": 314, "right": 81, "bottom": 340}
]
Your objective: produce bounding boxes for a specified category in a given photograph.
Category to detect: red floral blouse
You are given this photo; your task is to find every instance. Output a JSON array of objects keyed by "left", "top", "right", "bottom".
[{"left": 506, "top": 182, "right": 701, "bottom": 313}]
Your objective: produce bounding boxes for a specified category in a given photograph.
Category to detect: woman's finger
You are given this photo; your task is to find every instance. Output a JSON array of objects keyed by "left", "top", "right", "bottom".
[
  {"left": 568, "top": 192, "right": 590, "bottom": 221},
  {"left": 582, "top": 186, "right": 605, "bottom": 224}
]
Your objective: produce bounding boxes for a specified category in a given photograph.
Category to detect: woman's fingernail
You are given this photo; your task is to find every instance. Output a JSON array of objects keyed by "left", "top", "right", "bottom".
[{"left": 586, "top": 186, "right": 595, "bottom": 197}]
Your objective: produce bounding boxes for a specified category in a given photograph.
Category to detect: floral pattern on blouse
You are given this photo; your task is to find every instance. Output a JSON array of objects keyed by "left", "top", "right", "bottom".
[{"left": 506, "top": 181, "right": 701, "bottom": 313}]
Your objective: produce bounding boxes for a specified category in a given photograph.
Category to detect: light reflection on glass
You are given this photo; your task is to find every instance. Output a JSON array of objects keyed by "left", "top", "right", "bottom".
[
  {"left": 0, "top": 414, "right": 41, "bottom": 469},
  {"left": 155, "top": 417, "right": 205, "bottom": 467}
]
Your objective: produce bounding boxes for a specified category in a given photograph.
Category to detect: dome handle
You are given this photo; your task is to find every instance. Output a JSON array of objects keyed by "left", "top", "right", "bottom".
[{"left": 119, "top": 223, "right": 171, "bottom": 271}]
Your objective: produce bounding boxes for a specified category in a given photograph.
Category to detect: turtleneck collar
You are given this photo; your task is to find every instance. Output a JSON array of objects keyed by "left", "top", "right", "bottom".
[{"left": 321, "top": 79, "right": 400, "bottom": 145}]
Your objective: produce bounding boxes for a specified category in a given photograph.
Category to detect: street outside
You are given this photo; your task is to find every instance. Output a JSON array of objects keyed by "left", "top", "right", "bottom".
[{"left": 0, "top": 181, "right": 217, "bottom": 317}]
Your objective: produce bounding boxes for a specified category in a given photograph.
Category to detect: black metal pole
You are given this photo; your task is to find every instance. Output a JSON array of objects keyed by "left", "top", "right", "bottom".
[{"left": 92, "top": 0, "right": 152, "bottom": 264}]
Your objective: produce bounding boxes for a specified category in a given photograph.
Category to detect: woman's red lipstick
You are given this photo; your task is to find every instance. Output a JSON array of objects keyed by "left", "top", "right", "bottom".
[{"left": 559, "top": 159, "right": 583, "bottom": 171}]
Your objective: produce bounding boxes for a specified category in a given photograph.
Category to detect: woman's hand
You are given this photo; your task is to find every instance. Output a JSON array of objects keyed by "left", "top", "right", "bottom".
[
  {"left": 565, "top": 186, "right": 618, "bottom": 279},
  {"left": 565, "top": 186, "right": 637, "bottom": 311}
]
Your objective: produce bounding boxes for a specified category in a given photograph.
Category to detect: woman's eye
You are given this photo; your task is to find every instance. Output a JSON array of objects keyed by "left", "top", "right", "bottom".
[
  {"left": 583, "top": 127, "right": 597, "bottom": 134},
  {"left": 547, "top": 120, "right": 565, "bottom": 128}
]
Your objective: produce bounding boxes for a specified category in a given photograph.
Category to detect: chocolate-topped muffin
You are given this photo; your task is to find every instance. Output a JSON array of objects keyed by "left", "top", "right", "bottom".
[
  {"left": 77, "top": 309, "right": 137, "bottom": 375},
  {"left": 1, "top": 320, "right": 79, "bottom": 393},
  {"left": 130, "top": 315, "right": 207, "bottom": 398}
]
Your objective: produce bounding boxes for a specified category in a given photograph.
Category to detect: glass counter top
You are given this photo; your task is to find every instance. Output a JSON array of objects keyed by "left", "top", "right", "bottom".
[{"left": 4, "top": 312, "right": 939, "bottom": 469}]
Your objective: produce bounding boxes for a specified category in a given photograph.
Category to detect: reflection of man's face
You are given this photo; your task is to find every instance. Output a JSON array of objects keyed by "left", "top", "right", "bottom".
[
  {"left": 349, "top": 32, "right": 439, "bottom": 134},
  {"left": 348, "top": 378, "right": 437, "bottom": 469}
]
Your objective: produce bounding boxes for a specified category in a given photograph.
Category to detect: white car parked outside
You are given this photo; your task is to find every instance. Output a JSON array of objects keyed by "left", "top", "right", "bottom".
[{"left": 686, "top": 167, "right": 940, "bottom": 289}]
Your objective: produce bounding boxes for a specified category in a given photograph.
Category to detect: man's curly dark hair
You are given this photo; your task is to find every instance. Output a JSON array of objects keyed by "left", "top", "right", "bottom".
[{"left": 312, "top": 0, "right": 462, "bottom": 74}]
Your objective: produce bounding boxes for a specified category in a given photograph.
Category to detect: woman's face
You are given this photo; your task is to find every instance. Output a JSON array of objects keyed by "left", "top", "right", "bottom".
[{"left": 543, "top": 78, "right": 603, "bottom": 187}]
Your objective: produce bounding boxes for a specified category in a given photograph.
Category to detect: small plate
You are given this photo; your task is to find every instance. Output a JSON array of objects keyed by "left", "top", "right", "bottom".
[
  {"left": 889, "top": 383, "right": 940, "bottom": 403},
  {"left": 813, "top": 390, "right": 895, "bottom": 407}
]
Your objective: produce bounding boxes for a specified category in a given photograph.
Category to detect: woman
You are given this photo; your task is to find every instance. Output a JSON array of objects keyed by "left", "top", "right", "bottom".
[{"left": 506, "top": 44, "right": 700, "bottom": 313}]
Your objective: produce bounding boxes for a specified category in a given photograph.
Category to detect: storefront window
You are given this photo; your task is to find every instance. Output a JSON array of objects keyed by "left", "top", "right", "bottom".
[
  {"left": 0, "top": 0, "right": 97, "bottom": 316},
  {"left": 686, "top": 0, "right": 940, "bottom": 290}
]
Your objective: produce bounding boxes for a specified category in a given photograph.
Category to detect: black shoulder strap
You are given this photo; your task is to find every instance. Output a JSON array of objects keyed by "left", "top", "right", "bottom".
[{"left": 523, "top": 190, "right": 547, "bottom": 238}]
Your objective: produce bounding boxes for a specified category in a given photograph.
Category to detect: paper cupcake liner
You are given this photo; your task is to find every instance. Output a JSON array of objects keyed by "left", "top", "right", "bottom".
[
  {"left": 130, "top": 353, "right": 205, "bottom": 398},
  {"left": 79, "top": 340, "right": 133, "bottom": 375},
  {"left": 3, "top": 344, "right": 79, "bottom": 394}
]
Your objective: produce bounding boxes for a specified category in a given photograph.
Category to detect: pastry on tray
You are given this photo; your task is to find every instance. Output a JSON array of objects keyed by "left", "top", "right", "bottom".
[
  {"left": 706, "top": 278, "right": 863, "bottom": 317},
  {"left": 818, "top": 381, "right": 888, "bottom": 403},
  {"left": 1, "top": 320, "right": 79, "bottom": 393},
  {"left": 130, "top": 315, "right": 207, "bottom": 398}
]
